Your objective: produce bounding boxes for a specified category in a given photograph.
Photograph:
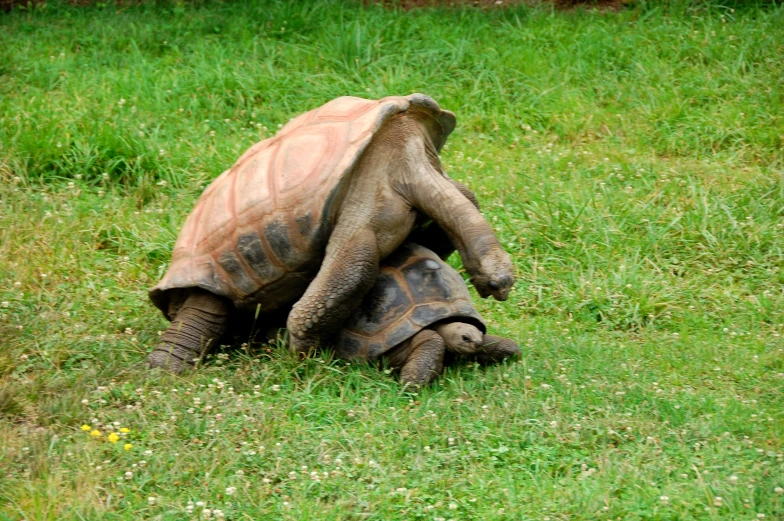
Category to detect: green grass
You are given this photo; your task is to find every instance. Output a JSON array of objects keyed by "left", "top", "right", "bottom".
[{"left": 1, "top": 0, "right": 783, "bottom": 519}]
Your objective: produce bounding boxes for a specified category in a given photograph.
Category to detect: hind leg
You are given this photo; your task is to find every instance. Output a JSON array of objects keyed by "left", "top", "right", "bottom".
[
  {"left": 398, "top": 330, "right": 445, "bottom": 388},
  {"left": 147, "top": 289, "right": 230, "bottom": 374}
]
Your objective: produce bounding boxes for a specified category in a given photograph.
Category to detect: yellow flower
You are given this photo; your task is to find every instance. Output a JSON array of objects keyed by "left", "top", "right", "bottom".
[
  {"left": 107, "top": 433, "right": 120, "bottom": 443},
  {"left": 124, "top": 444, "right": 133, "bottom": 451},
  {"left": 81, "top": 424, "right": 91, "bottom": 432},
  {"left": 90, "top": 430, "right": 101, "bottom": 437},
  {"left": 119, "top": 427, "right": 130, "bottom": 433}
]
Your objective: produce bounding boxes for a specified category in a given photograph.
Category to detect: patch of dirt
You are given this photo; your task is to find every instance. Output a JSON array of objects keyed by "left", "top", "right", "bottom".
[
  {"left": 2, "top": 0, "right": 634, "bottom": 13},
  {"left": 368, "top": 0, "right": 633, "bottom": 10}
]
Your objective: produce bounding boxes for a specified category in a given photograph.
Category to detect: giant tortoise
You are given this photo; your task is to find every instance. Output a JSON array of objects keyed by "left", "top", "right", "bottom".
[
  {"left": 336, "top": 243, "right": 521, "bottom": 387},
  {"left": 148, "top": 94, "right": 514, "bottom": 373}
]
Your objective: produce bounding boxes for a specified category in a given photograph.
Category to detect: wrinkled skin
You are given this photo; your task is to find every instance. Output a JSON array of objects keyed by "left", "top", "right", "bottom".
[{"left": 149, "top": 107, "right": 514, "bottom": 373}]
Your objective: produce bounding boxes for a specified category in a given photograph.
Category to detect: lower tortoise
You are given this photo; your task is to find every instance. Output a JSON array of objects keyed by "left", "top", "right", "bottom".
[{"left": 335, "top": 243, "right": 521, "bottom": 387}]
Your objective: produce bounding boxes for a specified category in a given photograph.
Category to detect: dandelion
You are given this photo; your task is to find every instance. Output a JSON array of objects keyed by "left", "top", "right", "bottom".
[
  {"left": 124, "top": 443, "right": 133, "bottom": 451},
  {"left": 90, "top": 430, "right": 101, "bottom": 437},
  {"left": 120, "top": 427, "right": 130, "bottom": 433},
  {"left": 108, "top": 433, "right": 120, "bottom": 443},
  {"left": 81, "top": 424, "right": 91, "bottom": 431}
]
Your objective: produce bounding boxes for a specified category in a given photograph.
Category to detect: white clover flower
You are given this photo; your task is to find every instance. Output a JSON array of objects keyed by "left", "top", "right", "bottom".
[
  {"left": 225, "top": 486, "right": 236, "bottom": 496},
  {"left": 147, "top": 497, "right": 157, "bottom": 505}
]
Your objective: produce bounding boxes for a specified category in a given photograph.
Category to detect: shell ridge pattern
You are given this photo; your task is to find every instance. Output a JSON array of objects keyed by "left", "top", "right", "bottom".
[{"left": 233, "top": 148, "right": 278, "bottom": 252}]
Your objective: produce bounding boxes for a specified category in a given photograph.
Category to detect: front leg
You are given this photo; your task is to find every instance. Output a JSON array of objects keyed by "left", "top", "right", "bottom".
[
  {"left": 397, "top": 329, "right": 445, "bottom": 388},
  {"left": 407, "top": 178, "right": 480, "bottom": 260},
  {"left": 287, "top": 228, "right": 379, "bottom": 356},
  {"left": 400, "top": 161, "right": 514, "bottom": 301},
  {"left": 472, "top": 334, "right": 521, "bottom": 365}
]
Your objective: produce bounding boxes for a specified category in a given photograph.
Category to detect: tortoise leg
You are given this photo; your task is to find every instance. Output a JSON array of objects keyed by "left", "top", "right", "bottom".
[
  {"left": 400, "top": 168, "right": 514, "bottom": 301},
  {"left": 470, "top": 334, "right": 522, "bottom": 365},
  {"left": 287, "top": 228, "right": 379, "bottom": 357},
  {"left": 398, "top": 329, "right": 446, "bottom": 388},
  {"left": 407, "top": 178, "right": 480, "bottom": 260},
  {"left": 147, "top": 289, "right": 230, "bottom": 373}
]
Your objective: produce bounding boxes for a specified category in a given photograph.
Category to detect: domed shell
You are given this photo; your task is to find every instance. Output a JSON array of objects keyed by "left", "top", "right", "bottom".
[
  {"left": 335, "top": 243, "right": 486, "bottom": 361},
  {"left": 149, "top": 94, "right": 457, "bottom": 319}
]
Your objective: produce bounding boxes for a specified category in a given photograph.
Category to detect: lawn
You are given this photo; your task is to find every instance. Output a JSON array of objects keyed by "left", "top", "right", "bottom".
[{"left": 1, "top": 0, "right": 783, "bottom": 519}]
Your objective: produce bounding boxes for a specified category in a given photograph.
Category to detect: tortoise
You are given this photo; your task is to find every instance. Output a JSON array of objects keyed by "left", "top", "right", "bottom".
[
  {"left": 335, "top": 243, "right": 521, "bottom": 387},
  {"left": 148, "top": 94, "right": 515, "bottom": 373}
]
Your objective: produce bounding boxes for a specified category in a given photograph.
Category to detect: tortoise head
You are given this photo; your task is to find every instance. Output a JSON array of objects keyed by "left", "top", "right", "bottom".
[{"left": 435, "top": 321, "right": 484, "bottom": 355}]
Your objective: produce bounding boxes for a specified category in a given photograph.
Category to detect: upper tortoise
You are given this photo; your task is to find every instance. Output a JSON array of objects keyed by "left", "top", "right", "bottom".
[{"left": 148, "top": 94, "right": 515, "bottom": 372}]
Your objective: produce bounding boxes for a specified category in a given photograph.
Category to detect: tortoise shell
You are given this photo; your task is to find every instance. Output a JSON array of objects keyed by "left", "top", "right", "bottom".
[
  {"left": 335, "top": 243, "right": 486, "bottom": 361},
  {"left": 150, "top": 94, "right": 456, "bottom": 319}
]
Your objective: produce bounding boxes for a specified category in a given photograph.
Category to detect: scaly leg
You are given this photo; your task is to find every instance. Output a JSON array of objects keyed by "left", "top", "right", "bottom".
[
  {"left": 399, "top": 160, "right": 514, "bottom": 301},
  {"left": 398, "top": 329, "right": 446, "bottom": 388},
  {"left": 287, "top": 228, "right": 379, "bottom": 356},
  {"left": 471, "top": 334, "right": 521, "bottom": 365},
  {"left": 407, "top": 178, "right": 480, "bottom": 260},
  {"left": 147, "top": 289, "right": 230, "bottom": 373}
]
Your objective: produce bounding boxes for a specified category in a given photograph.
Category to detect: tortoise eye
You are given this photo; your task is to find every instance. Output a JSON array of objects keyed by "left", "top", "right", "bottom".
[{"left": 462, "top": 335, "right": 471, "bottom": 342}]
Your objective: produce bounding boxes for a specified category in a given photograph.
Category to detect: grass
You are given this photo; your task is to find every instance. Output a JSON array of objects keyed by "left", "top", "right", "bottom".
[{"left": 1, "top": 0, "right": 783, "bottom": 519}]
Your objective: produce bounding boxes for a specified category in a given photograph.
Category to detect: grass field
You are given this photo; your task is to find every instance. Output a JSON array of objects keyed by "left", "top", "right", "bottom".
[{"left": 1, "top": 0, "right": 783, "bottom": 519}]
